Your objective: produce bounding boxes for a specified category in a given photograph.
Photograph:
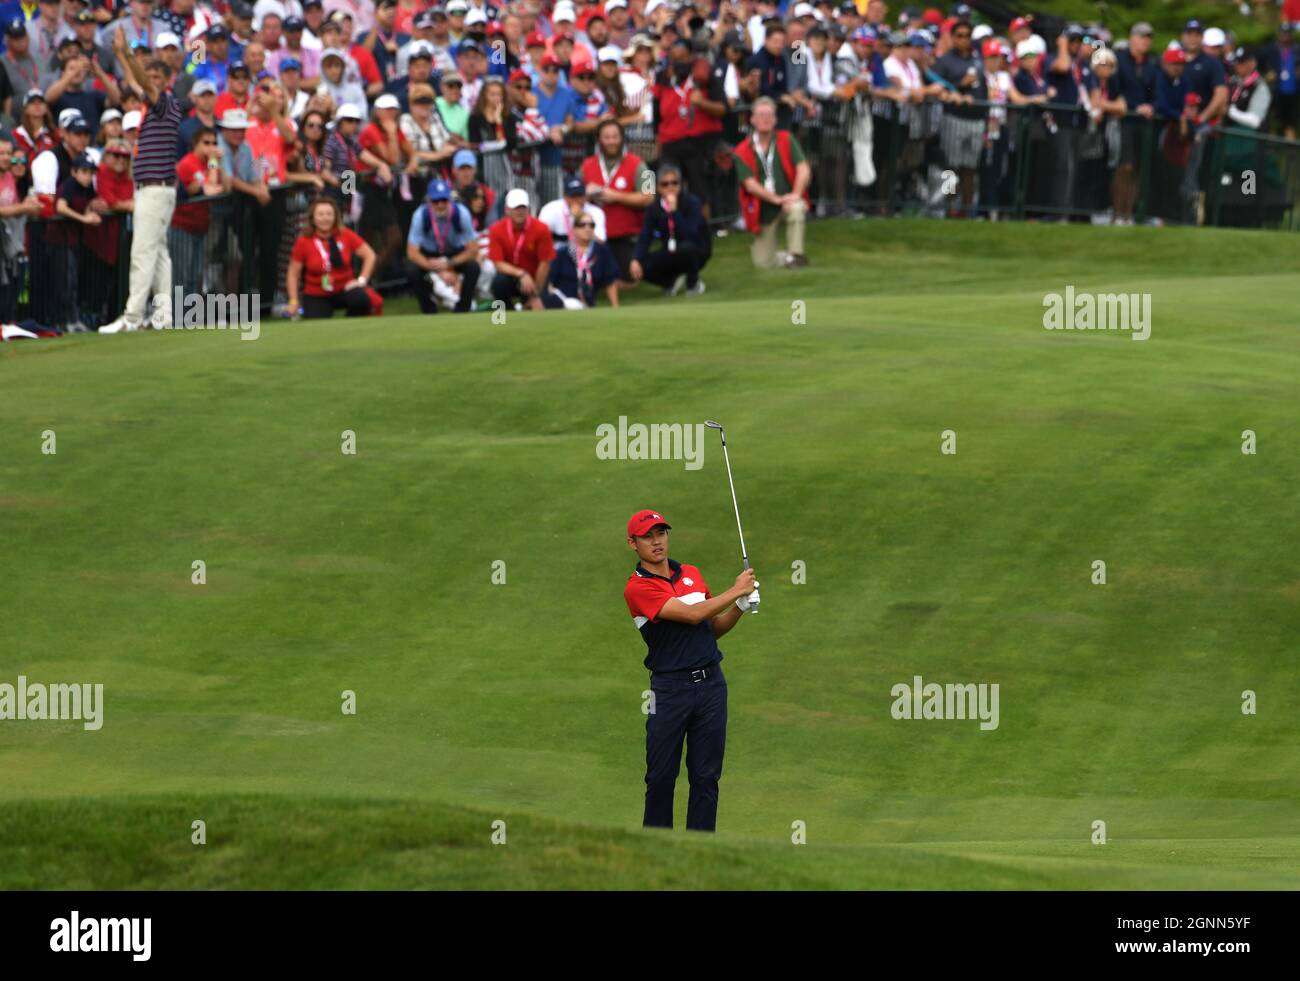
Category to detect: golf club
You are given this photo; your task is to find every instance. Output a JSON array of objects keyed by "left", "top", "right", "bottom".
[{"left": 704, "top": 420, "right": 759, "bottom": 614}]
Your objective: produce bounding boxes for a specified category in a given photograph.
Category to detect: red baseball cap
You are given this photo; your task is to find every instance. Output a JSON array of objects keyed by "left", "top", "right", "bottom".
[
  {"left": 922, "top": 8, "right": 943, "bottom": 26},
  {"left": 981, "top": 38, "right": 1005, "bottom": 58},
  {"left": 1163, "top": 47, "right": 1186, "bottom": 64},
  {"left": 541, "top": 52, "right": 562, "bottom": 67},
  {"left": 525, "top": 29, "right": 546, "bottom": 47},
  {"left": 1009, "top": 16, "right": 1030, "bottom": 32},
  {"left": 628, "top": 509, "right": 672, "bottom": 537},
  {"left": 508, "top": 67, "right": 531, "bottom": 84}
]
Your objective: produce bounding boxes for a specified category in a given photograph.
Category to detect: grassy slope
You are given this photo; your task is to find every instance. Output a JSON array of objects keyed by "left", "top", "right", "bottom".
[{"left": 2, "top": 220, "right": 1298, "bottom": 889}]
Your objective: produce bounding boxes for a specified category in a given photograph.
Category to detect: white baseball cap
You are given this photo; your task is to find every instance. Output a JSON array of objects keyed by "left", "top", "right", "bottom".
[
  {"left": 1202, "top": 27, "right": 1226, "bottom": 47},
  {"left": 1015, "top": 39, "right": 1037, "bottom": 59},
  {"left": 597, "top": 44, "right": 622, "bottom": 63},
  {"left": 465, "top": 9, "right": 487, "bottom": 26},
  {"left": 373, "top": 93, "right": 401, "bottom": 110},
  {"left": 58, "top": 108, "right": 84, "bottom": 130},
  {"left": 553, "top": 2, "right": 576, "bottom": 22},
  {"left": 218, "top": 108, "right": 252, "bottom": 129},
  {"left": 644, "top": 0, "right": 666, "bottom": 16},
  {"left": 504, "top": 187, "right": 529, "bottom": 209},
  {"left": 335, "top": 102, "right": 363, "bottom": 120},
  {"left": 122, "top": 110, "right": 142, "bottom": 130},
  {"left": 100, "top": 108, "right": 123, "bottom": 125},
  {"left": 792, "top": 2, "right": 815, "bottom": 17},
  {"left": 605, "top": 0, "right": 627, "bottom": 8},
  {"left": 972, "top": 24, "right": 992, "bottom": 41},
  {"left": 155, "top": 31, "right": 181, "bottom": 49},
  {"left": 446, "top": 0, "right": 468, "bottom": 12}
]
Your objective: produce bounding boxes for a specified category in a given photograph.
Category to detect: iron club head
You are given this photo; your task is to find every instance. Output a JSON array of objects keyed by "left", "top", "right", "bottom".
[{"left": 704, "top": 420, "right": 723, "bottom": 430}]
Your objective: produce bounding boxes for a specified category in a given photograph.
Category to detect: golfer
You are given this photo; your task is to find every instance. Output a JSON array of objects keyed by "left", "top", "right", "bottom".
[
  {"left": 623, "top": 509, "right": 758, "bottom": 832},
  {"left": 100, "top": 27, "right": 182, "bottom": 333}
]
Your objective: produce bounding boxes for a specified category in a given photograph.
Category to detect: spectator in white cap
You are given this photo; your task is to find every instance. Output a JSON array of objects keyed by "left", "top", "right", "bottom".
[
  {"left": 487, "top": 186, "right": 555, "bottom": 309},
  {"left": 445, "top": 0, "right": 469, "bottom": 45},
  {"left": 121, "top": 108, "right": 142, "bottom": 153},
  {"left": 215, "top": 108, "right": 269, "bottom": 208},
  {"left": 357, "top": 90, "right": 415, "bottom": 275},
  {"left": 322, "top": 102, "right": 377, "bottom": 215},
  {"left": 177, "top": 78, "right": 219, "bottom": 155},
  {"left": 95, "top": 107, "right": 124, "bottom": 147},
  {"left": 604, "top": 0, "right": 632, "bottom": 49}
]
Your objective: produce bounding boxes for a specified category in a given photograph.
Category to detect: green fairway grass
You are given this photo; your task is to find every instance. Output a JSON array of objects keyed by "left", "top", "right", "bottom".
[{"left": 2, "top": 219, "right": 1298, "bottom": 889}]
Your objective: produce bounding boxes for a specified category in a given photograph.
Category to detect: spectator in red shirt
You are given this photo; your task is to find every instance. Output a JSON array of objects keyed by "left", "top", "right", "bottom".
[
  {"left": 287, "top": 196, "right": 378, "bottom": 319},
  {"left": 214, "top": 62, "right": 255, "bottom": 120},
  {"left": 357, "top": 92, "right": 416, "bottom": 275},
  {"left": 94, "top": 139, "right": 135, "bottom": 215},
  {"left": 487, "top": 186, "right": 555, "bottom": 310},
  {"left": 170, "top": 126, "right": 228, "bottom": 302}
]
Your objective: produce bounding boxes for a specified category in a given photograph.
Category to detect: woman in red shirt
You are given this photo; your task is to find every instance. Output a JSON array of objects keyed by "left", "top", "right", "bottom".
[{"left": 286, "top": 196, "right": 377, "bottom": 319}]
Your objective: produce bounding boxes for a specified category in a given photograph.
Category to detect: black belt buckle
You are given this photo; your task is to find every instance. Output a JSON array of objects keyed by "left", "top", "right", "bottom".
[{"left": 690, "top": 668, "right": 708, "bottom": 684}]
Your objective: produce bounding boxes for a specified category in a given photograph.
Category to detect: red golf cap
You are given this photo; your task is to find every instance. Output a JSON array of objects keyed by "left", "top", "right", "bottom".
[
  {"left": 1010, "top": 16, "right": 1030, "bottom": 32},
  {"left": 508, "top": 67, "right": 531, "bottom": 84},
  {"left": 922, "top": 8, "right": 943, "bottom": 25},
  {"left": 525, "top": 29, "right": 546, "bottom": 47},
  {"left": 1163, "top": 47, "right": 1186, "bottom": 64},
  {"left": 541, "top": 52, "right": 562, "bottom": 67},
  {"left": 628, "top": 509, "right": 672, "bottom": 537}
]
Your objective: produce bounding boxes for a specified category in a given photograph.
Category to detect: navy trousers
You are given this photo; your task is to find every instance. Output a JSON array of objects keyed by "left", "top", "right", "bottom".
[{"left": 644, "top": 665, "right": 728, "bottom": 832}]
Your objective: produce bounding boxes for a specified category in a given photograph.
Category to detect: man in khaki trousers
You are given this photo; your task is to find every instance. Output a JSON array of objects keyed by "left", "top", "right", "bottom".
[
  {"left": 100, "top": 28, "right": 183, "bottom": 333},
  {"left": 732, "top": 97, "right": 813, "bottom": 269}
]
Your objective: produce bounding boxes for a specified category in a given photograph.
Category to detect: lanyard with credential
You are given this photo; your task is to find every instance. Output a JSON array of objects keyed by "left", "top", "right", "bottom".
[
  {"left": 314, "top": 236, "right": 335, "bottom": 292},
  {"left": 755, "top": 133, "right": 776, "bottom": 194},
  {"left": 574, "top": 245, "right": 592, "bottom": 295},
  {"left": 674, "top": 78, "right": 693, "bottom": 121},
  {"left": 598, "top": 152, "right": 623, "bottom": 186},
  {"left": 429, "top": 207, "right": 449, "bottom": 253},
  {"left": 506, "top": 219, "right": 528, "bottom": 266},
  {"left": 664, "top": 207, "right": 676, "bottom": 252}
]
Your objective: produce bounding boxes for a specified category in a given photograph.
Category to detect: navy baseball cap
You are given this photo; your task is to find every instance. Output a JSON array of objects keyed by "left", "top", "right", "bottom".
[
  {"left": 427, "top": 178, "right": 452, "bottom": 200},
  {"left": 1065, "top": 24, "right": 1084, "bottom": 39},
  {"left": 4, "top": 18, "right": 24, "bottom": 38},
  {"left": 1184, "top": 19, "right": 1203, "bottom": 33},
  {"left": 284, "top": 15, "right": 304, "bottom": 30},
  {"left": 207, "top": 24, "right": 228, "bottom": 39},
  {"left": 71, "top": 152, "right": 96, "bottom": 169},
  {"left": 457, "top": 38, "right": 481, "bottom": 53},
  {"left": 564, "top": 176, "right": 586, "bottom": 196},
  {"left": 628, "top": 510, "right": 671, "bottom": 537},
  {"left": 230, "top": 60, "right": 250, "bottom": 75}
]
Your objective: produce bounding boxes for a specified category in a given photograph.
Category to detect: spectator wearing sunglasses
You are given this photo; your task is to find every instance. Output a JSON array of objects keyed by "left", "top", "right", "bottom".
[
  {"left": 628, "top": 164, "right": 709, "bottom": 296},
  {"left": 541, "top": 206, "right": 619, "bottom": 309}
]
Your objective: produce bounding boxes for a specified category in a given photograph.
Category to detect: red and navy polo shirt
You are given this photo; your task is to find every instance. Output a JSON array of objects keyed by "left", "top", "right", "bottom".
[{"left": 624, "top": 558, "right": 723, "bottom": 673}]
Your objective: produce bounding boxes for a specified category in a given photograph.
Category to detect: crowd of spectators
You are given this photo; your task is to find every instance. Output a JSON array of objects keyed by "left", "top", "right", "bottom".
[{"left": 0, "top": 0, "right": 1295, "bottom": 331}]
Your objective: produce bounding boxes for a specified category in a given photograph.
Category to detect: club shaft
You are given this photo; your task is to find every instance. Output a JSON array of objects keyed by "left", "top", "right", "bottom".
[{"left": 718, "top": 435, "right": 749, "bottom": 568}]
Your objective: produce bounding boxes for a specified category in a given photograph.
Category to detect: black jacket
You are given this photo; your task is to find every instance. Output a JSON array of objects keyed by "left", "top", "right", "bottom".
[{"left": 634, "top": 192, "right": 710, "bottom": 263}]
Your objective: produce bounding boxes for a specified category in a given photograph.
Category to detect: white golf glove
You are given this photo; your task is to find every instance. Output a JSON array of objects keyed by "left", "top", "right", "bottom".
[{"left": 735, "top": 582, "right": 760, "bottom": 612}]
